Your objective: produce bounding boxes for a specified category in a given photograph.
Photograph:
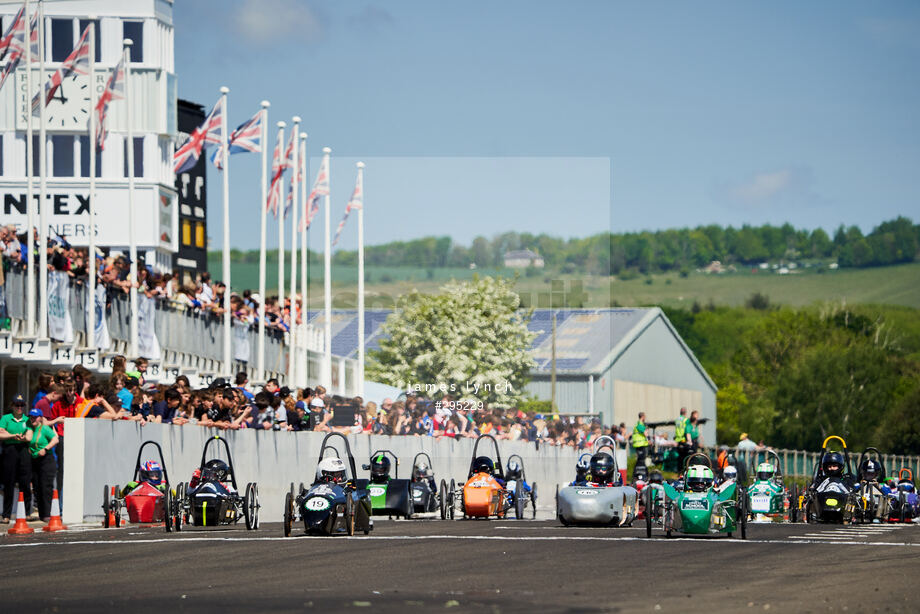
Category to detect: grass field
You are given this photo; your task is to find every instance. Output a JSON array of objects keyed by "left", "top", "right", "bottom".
[{"left": 208, "top": 256, "right": 920, "bottom": 310}]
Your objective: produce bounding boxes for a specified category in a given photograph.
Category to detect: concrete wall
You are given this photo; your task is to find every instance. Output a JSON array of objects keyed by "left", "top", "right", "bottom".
[{"left": 62, "top": 419, "right": 580, "bottom": 525}]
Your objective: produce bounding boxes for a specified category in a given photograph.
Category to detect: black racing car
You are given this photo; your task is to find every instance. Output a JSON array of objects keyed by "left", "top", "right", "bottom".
[
  {"left": 409, "top": 452, "right": 440, "bottom": 515},
  {"left": 801, "top": 435, "right": 857, "bottom": 524}
]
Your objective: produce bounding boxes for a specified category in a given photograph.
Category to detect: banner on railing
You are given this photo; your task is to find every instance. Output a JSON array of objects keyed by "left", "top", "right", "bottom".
[
  {"left": 84, "top": 284, "right": 111, "bottom": 350},
  {"left": 48, "top": 271, "right": 74, "bottom": 343},
  {"left": 233, "top": 319, "right": 250, "bottom": 364},
  {"left": 137, "top": 296, "right": 161, "bottom": 359}
]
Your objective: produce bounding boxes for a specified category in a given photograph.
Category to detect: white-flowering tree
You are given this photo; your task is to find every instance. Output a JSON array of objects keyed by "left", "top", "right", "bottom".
[{"left": 367, "top": 276, "right": 535, "bottom": 407}]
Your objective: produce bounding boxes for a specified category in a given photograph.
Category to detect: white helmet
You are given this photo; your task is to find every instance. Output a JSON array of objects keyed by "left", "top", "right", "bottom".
[
  {"left": 722, "top": 465, "right": 738, "bottom": 481},
  {"left": 316, "top": 457, "right": 347, "bottom": 484}
]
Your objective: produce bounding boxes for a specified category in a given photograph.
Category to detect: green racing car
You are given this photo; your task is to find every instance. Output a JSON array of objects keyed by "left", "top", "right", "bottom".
[
  {"left": 645, "top": 453, "right": 747, "bottom": 539},
  {"left": 745, "top": 450, "right": 798, "bottom": 523}
]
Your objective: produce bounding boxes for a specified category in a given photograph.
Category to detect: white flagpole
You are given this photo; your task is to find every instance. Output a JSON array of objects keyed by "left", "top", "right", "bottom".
[
  {"left": 86, "top": 19, "right": 96, "bottom": 351},
  {"left": 24, "top": 0, "right": 35, "bottom": 337},
  {"left": 276, "top": 121, "right": 286, "bottom": 344},
  {"left": 124, "top": 38, "right": 138, "bottom": 358},
  {"left": 287, "top": 116, "right": 300, "bottom": 383},
  {"left": 220, "top": 85, "right": 231, "bottom": 376},
  {"left": 37, "top": 0, "right": 48, "bottom": 338},
  {"left": 356, "top": 161, "right": 365, "bottom": 398},
  {"left": 322, "top": 147, "right": 332, "bottom": 388},
  {"left": 257, "top": 100, "right": 270, "bottom": 381},
  {"left": 298, "top": 132, "right": 308, "bottom": 383}
]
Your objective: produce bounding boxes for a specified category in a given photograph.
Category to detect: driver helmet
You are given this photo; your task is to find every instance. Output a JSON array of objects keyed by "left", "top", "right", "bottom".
[
  {"left": 472, "top": 456, "right": 495, "bottom": 475},
  {"left": 756, "top": 462, "right": 775, "bottom": 481},
  {"left": 648, "top": 471, "right": 663, "bottom": 485},
  {"left": 317, "top": 457, "right": 347, "bottom": 484},
  {"left": 203, "top": 459, "right": 230, "bottom": 482},
  {"left": 140, "top": 460, "right": 163, "bottom": 485},
  {"left": 412, "top": 461, "right": 431, "bottom": 481},
  {"left": 859, "top": 459, "right": 881, "bottom": 482},
  {"left": 822, "top": 452, "right": 845, "bottom": 478},
  {"left": 506, "top": 460, "right": 523, "bottom": 481},
  {"left": 589, "top": 452, "right": 615, "bottom": 484},
  {"left": 686, "top": 465, "right": 715, "bottom": 492},
  {"left": 722, "top": 465, "right": 738, "bottom": 482},
  {"left": 898, "top": 479, "right": 915, "bottom": 493},
  {"left": 370, "top": 454, "right": 391, "bottom": 480},
  {"left": 575, "top": 456, "right": 591, "bottom": 482}
]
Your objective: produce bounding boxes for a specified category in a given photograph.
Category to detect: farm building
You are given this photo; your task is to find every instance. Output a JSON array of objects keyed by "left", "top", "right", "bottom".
[{"left": 309, "top": 307, "right": 717, "bottom": 443}]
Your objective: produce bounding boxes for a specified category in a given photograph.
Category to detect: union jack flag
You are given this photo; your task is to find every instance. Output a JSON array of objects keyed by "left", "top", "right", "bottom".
[
  {"left": 332, "top": 167, "right": 363, "bottom": 246},
  {"left": 0, "top": 4, "right": 24, "bottom": 63},
  {"left": 173, "top": 97, "right": 224, "bottom": 174},
  {"left": 0, "top": 10, "right": 39, "bottom": 93},
  {"left": 32, "top": 25, "right": 91, "bottom": 115},
  {"left": 210, "top": 107, "right": 262, "bottom": 169},
  {"left": 267, "top": 131, "right": 284, "bottom": 215},
  {"left": 284, "top": 138, "right": 305, "bottom": 214},
  {"left": 93, "top": 57, "right": 126, "bottom": 151},
  {"left": 299, "top": 154, "right": 329, "bottom": 233}
]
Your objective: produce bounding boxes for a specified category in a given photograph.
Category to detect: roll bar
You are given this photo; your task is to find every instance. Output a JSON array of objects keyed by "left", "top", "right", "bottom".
[{"left": 133, "top": 441, "right": 170, "bottom": 487}]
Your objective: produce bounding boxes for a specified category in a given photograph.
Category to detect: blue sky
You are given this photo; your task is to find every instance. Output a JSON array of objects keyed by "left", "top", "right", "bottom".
[{"left": 174, "top": 1, "right": 920, "bottom": 251}]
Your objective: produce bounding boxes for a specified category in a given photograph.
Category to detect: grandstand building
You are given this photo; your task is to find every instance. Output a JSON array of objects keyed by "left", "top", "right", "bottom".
[{"left": 308, "top": 308, "right": 717, "bottom": 443}]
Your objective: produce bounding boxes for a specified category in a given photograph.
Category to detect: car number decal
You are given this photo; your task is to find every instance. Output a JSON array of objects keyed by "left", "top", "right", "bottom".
[
  {"left": 750, "top": 495, "right": 771, "bottom": 512},
  {"left": 310, "top": 485, "right": 334, "bottom": 496},
  {"left": 681, "top": 498, "right": 710, "bottom": 510},
  {"left": 470, "top": 479, "right": 491, "bottom": 488},
  {"left": 576, "top": 489, "right": 599, "bottom": 496},
  {"left": 369, "top": 487, "right": 386, "bottom": 497},
  {"left": 305, "top": 497, "right": 330, "bottom": 511}
]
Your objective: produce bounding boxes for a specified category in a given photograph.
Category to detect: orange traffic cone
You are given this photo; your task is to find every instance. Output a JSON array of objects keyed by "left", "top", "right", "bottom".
[
  {"left": 7, "top": 492, "right": 35, "bottom": 535},
  {"left": 42, "top": 490, "right": 67, "bottom": 532},
  {"left": 106, "top": 486, "right": 118, "bottom": 528}
]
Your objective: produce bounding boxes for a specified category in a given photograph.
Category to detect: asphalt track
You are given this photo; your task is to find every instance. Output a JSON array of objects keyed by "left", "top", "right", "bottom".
[{"left": 3, "top": 515, "right": 919, "bottom": 613}]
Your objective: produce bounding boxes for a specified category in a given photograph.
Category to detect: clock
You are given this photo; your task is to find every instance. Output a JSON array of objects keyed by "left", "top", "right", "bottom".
[{"left": 16, "top": 69, "right": 107, "bottom": 132}]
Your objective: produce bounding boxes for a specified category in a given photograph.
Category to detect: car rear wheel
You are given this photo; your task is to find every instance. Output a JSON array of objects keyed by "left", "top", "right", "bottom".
[
  {"left": 165, "top": 490, "right": 173, "bottom": 533},
  {"left": 113, "top": 485, "right": 121, "bottom": 527},
  {"left": 739, "top": 488, "right": 747, "bottom": 540},
  {"left": 345, "top": 493, "right": 356, "bottom": 536},
  {"left": 439, "top": 480, "right": 447, "bottom": 520},
  {"left": 283, "top": 491, "right": 293, "bottom": 537},
  {"left": 789, "top": 483, "right": 798, "bottom": 523},
  {"left": 449, "top": 479, "right": 456, "bottom": 520},
  {"left": 645, "top": 487, "right": 653, "bottom": 538},
  {"left": 531, "top": 483, "right": 538, "bottom": 519},
  {"left": 102, "top": 484, "right": 110, "bottom": 528},
  {"left": 244, "top": 482, "right": 259, "bottom": 530},
  {"left": 514, "top": 481, "right": 524, "bottom": 519}
]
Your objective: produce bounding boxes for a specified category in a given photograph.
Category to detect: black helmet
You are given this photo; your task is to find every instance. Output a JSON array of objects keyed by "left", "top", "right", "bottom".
[
  {"left": 575, "top": 456, "right": 591, "bottom": 481},
  {"left": 203, "top": 459, "right": 229, "bottom": 482},
  {"left": 632, "top": 463, "right": 649, "bottom": 482},
  {"left": 590, "top": 452, "right": 615, "bottom": 484},
  {"left": 473, "top": 456, "right": 495, "bottom": 475},
  {"left": 822, "top": 452, "right": 845, "bottom": 477},
  {"left": 649, "top": 471, "right": 663, "bottom": 485},
  {"left": 859, "top": 459, "right": 881, "bottom": 482},
  {"left": 506, "top": 460, "right": 522, "bottom": 481},
  {"left": 370, "top": 454, "right": 391, "bottom": 480}
]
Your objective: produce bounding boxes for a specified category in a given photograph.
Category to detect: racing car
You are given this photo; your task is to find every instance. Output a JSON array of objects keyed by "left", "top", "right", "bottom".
[
  {"left": 886, "top": 468, "right": 919, "bottom": 523},
  {"left": 102, "top": 441, "right": 172, "bottom": 528},
  {"left": 355, "top": 450, "right": 414, "bottom": 519},
  {"left": 445, "top": 434, "right": 524, "bottom": 519},
  {"left": 645, "top": 452, "right": 746, "bottom": 539},
  {"left": 556, "top": 436, "right": 637, "bottom": 526},
  {"left": 505, "top": 455, "right": 538, "bottom": 519},
  {"left": 853, "top": 447, "right": 889, "bottom": 523},
  {"left": 744, "top": 449, "right": 797, "bottom": 523},
  {"left": 409, "top": 453, "right": 440, "bottom": 515},
  {"left": 283, "top": 432, "right": 373, "bottom": 536},
  {"left": 800, "top": 435, "right": 858, "bottom": 524},
  {"left": 170, "top": 435, "right": 260, "bottom": 531}
]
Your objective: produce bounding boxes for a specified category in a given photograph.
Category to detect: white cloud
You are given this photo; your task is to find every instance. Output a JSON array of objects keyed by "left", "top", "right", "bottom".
[
  {"left": 712, "top": 166, "right": 827, "bottom": 208},
  {"left": 231, "top": 0, "right": 324, "bottom": 45}
]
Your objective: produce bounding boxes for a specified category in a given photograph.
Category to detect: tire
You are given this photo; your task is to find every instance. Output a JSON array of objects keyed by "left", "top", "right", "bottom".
[
  {"left": 739, "top": 489, "right": 747, "bottom": 540},
  {"left": 244, "top": 483, "right": 259, "bottom": 530},
  {"left": 531, "top": 483, "right": 538, "bottom": 519},
  {"left": 345, "top": 493, "right": 356, "bottom": 536},
  {"left": 645, "top": 487, "right": 653, "bottom": 538},
  {"left": 165, "top": 490, "right": 173, "bottom": 533},
  {"left": 439, "top": 480, "right": 447, "bottom": 520},
  {"left": 449, "top": 479, "right": 456, "bottom": 520},
  {"left": 252, "top": 484, "right": 260, "bottom": 529},
  {"left": 181, "top": 482, "right": 190, "bottom": 525},
  {"left": 514, "top": 481, "right": 524, "bottom": 519},
  {"left": 789, "top": 484, "right": 798, "bottom": 524},
  {"left": 283, "top": 491, "right": 293, "bottom": 537},
  {"left": 555, "top": 484, "right": 560, "bottom": 521},
  {"left": 103, "top": 484, "right": 110, "bottom": 528},
  {"left": 113, "top": 484, "right": 121, "bottom": 527}
]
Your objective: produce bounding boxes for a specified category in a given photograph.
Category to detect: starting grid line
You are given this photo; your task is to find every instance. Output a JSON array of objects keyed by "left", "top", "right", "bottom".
[{"left": 2, "top": 534, "right": 920, "bottom": 549}]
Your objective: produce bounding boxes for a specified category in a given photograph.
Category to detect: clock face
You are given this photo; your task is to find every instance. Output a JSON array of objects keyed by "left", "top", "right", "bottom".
[{"left": 17, "top": 70, "right": 107, "bottom": 132}]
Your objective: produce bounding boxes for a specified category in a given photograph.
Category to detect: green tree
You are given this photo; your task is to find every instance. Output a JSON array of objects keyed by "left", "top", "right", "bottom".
[{"left": 366, "top": 276, "right": 535, "bottom": 406}]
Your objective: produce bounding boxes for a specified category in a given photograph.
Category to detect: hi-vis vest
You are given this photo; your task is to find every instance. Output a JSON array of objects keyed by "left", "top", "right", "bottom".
[
  {"left": 631, "top": 423, "right": 648, "bottom": 448},
  {"left": 675, "top": 416, "right": 687, "bottom": 442}
]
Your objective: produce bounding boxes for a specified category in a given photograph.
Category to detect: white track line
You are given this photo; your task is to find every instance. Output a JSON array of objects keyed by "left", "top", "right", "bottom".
[{"left": 2, "top": 535, "right": 920, "bottom": 549}]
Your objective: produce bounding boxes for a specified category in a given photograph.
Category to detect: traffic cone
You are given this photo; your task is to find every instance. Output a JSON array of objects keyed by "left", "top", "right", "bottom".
[
  {"left": 7, "top": 492, "right": 35, "bottom": 535},
  {"left": 42, "top": 490, "right": 67, "bottom": 532},
  {"left": 106, "top": 486, "right": 118, "bottom": 528}
]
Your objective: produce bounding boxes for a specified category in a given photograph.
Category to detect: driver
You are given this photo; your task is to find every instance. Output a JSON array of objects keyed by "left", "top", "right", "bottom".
[
  {"left": 316, "top": 457, "right": 348, "bottom": 486},
  {"left": 574, "top": 456, "right": 590, "bottom": 484},
  {"left": 685, "top": 465, "right": 715, "bottom": 492},
  {"left": 721, "top": 465, "right": 738, "bottom": 484},
  {"left": 756, "top": 462, "right": 776, "bottom": 482},
  {"left": 588, "top": 452, "right": 617, "bottom": 486},
  {"left": 816, "top": 451, "right": 855, "bottom": 492},
  {"left": 859, "top": 459, "right": 881, "bottom": 483},
  {"left": 471, "top": 456, "right": 504, "bottom": 486},
  {"left": 506, "top": 460, "right": 523, "bottom": 482},
  {"left": 413, "top": 460, "right": 436, "bottom": 494},
  {"left": 370, "top": 454, "right": 391, "bottom": 484},
  {"left": 190, "top": 459, "right": 234, "bottom": 491},
  {"left": 648, "top": 471, "right": 664, "bottom": 485},
  {"left": 121, "top": 460, "right": 167, "bottom": 496}
]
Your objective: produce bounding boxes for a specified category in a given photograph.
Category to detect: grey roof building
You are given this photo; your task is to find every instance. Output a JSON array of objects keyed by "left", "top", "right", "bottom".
[{"left": 307, "top": 307, "right": 717, "bottom": 443}]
